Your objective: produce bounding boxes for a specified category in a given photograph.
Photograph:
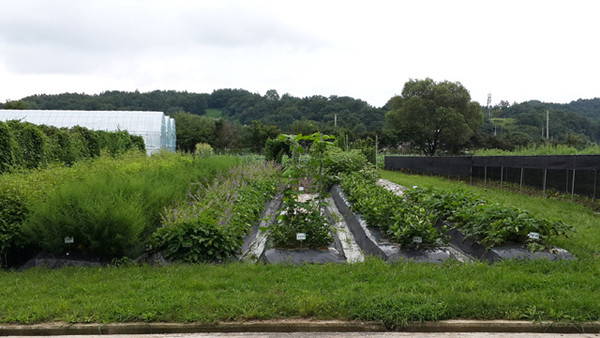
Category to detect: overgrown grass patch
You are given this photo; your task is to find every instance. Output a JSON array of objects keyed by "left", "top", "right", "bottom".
[{"left": 0, "top": 258, "right": 599, "bottom": 326}]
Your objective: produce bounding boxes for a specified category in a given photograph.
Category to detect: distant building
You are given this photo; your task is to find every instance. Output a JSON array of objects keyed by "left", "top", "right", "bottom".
[{"left": 0, "top": 110, "right": 176, "bottom": 155}]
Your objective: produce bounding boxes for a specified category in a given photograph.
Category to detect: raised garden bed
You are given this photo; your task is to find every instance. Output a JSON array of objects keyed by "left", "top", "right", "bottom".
[
  {"left": 239, "top": 192, "right": 362, "bottom": 264},
  {"left": 439, "top": 221, "right": 574, "bottom": 263},
  {"left": 330, "top": 185, "right": 456, "bottom": 263},
  {"left": 395, "top": 183, "right": 575, "bottom": 263}
]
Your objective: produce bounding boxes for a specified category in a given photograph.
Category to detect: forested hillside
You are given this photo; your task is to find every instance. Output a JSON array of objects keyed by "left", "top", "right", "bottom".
[
  {"left": 482, "top": 98, "right": 600, "bottom": 149},
  {"left": 2, "top": 89, "right": 384, "bottom": 138}
]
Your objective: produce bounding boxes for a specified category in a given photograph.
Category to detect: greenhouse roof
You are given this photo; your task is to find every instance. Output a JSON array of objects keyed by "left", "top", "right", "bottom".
[{"left": 0, "top": 110, "right": 176, "bottom": 154}]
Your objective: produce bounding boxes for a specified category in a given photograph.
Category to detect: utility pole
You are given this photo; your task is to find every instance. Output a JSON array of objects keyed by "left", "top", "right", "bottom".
[
  {"left": 487, "top": 93, "right": 492, "bottom": 119},
  {"left": 546, "top": 110, "right": 550, "bottom": 139},
  {"left": 334, "top": 114, "right": 337, "bottom": 128}
]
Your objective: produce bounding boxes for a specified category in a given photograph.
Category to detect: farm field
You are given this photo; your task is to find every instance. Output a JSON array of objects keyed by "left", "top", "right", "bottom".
[{"left": 1, "top": 159, "right": 599, "bottom": 327}]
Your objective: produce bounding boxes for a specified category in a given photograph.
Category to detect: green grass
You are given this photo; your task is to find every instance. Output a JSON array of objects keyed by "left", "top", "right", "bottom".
[
  {"left": 473, "top": 143, "right": 600, "bottom": 156},
  {"left": 1, "top": 170, "right": 599, "bottom": 327},
  {"left": 0, "top": 259, "right": 599, "bottom": 326},
  {"left": 205, "top": 108, "right": 223, "bottom": 118}
]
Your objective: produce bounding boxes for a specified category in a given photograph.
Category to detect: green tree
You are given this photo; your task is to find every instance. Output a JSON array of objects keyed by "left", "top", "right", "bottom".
[
  {"left": 2, "top": 100, "right": 28, "bottom": 110},
  {"left": 174, "top": 112, "right": 217, "bottom": 152},
  {"left": 385, "top": 78, "right": 483, "bottom": 155},
  {"left": 247, "top": 121, "right": 280, "bottom": 153}
]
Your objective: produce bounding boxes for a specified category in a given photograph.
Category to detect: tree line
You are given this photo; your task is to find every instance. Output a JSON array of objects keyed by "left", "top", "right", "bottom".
[{"left": 2, "top": 84, "right": 598, "bottom": 155}]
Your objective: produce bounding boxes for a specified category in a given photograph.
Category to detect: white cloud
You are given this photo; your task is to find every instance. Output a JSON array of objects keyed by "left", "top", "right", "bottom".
[{"left": 0, "top": 0, "right": 599, "bottom": 107}]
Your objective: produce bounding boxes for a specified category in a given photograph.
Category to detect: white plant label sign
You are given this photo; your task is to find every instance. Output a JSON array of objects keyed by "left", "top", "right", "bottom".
[
  {"left": 528, "top": 232, "right": 540, "bottom": 240},
  {"left": 64, "top": 237, "right": 74, "bottom": 244},
  {"left": 413, "top": 236, "right": 422, "bottom": 244},
  {"left": 296, "top": 233, "right": 306, "bottom": 241}
]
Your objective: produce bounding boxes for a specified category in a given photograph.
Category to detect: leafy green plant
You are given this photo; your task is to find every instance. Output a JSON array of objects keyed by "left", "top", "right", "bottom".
[
  {"left": 321, "top": 148, "right": 377, "bottom": 189},
  {"left": 0, "top": 121, "right": 15, "bottom": 173},
  {"left": 404, "top": 186, "right": 574, "bottom": 251},
  {"left": 153, "top": 162, "right": 279, "bottom": 262},
  {"left": 6, "top": 120, "right": 49, "bottom": 169},
  {"left": 0, "top": 188, "right": 28, "bottom": 267},
  {"left": 269, "top": 186, "right": 332, "bottom": 248},
  {"left": 267, "top": 133, "right": 336, "bottom": 248},
  {"left": 340, "top": 172, "right": 443, "bottom": 248}
]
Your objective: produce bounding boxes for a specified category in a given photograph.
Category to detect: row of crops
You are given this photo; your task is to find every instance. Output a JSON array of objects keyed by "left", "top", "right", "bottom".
[{"left": 340, "top": 172, "right": 573, "bottom": 252}]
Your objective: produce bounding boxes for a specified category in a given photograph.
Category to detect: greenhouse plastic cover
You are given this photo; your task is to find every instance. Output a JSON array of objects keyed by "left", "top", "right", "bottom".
[{"left": 0, "top": 110, "right": 176, "bottom": 155}]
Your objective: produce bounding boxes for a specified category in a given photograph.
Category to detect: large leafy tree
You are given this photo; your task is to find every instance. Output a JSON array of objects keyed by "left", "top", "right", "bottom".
[
  {"left": 385, "top": 78, "right": 483, "bottom": 155},
  {"left": 174, "top": 112, "right": 217, "bottom": 152}
]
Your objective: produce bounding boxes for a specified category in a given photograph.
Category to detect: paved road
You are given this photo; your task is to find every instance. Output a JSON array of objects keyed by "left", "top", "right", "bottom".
[{"left": 5, "top": 333, "right": 600, "bottom": 338}]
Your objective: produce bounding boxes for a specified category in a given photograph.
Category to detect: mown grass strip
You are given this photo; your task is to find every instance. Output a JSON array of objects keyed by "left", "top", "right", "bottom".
[{"left": 0, "top": 259, "right": 599, "bottom": 327}]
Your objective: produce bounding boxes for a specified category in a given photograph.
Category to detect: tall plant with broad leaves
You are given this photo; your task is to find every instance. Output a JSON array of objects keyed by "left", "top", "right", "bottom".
[{"left": 267, "top": 133, "right": 335, "bottom": 248}]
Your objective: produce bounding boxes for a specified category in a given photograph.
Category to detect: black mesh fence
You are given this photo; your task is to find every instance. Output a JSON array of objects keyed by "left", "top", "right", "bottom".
[{"left": 385, "top": 155, "right": 600, "bottom": 198}]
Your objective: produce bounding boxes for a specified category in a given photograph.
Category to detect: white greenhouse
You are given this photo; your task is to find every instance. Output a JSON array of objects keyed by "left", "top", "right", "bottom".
[{"left": 0, "top": 110, "right": 176, "bottom": 155}]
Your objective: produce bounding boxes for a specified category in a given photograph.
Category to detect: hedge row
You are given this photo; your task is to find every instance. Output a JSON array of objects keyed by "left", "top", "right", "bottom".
[{"left": 0, "top": 120, "right": 145, "bottom": 173}]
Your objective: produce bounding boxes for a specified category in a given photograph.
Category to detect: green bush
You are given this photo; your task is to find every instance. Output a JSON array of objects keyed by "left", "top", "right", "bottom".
[
  {"left": 70, "top": 126, "right": 100, "bottom": 159},
  {"left": 264, "top": 138, "right": 291, "bottom": 163},
  {"left": 7, "top": 121, "right": 49, "bottom": 169},
  {"left": 0, "top": 121, "right": 15, "bottom": 173},
  {"left": 322, "top": 148, "right": 377, "bottom": 189},
  {"left": 0, "top": 188, "right": 28, "bottom": 267},
  {"left": 38, "top": 125, "right": 78, "bottom": 165},
  {"left": 23, "top": 172, "right": 148, "bottom": 258},
  {"left": 194, "top": 142, "right": 214, "bottom": 157}
]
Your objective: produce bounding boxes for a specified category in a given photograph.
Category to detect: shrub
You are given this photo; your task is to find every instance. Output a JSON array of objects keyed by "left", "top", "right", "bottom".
[
  {"left": 0, "top": 121, "right": 15, "bottom": 173},
  {"left": 17, "top": 153, "right": 240, "bottom": 260},
  {"left": 0, "top": 188, "right": 28, "bottom": 267},
  {"left": 7, "top": 120, "right": 49, "bottom": 169},
  {"left": 70, "top": 126, "right": 100, "bottom": 159},
  {"left": 194, "top": 142, "right": 214, "bottom": 157},
  {"left": 322, "top": 148, "right": 377, "bottom": 189},
  {"left": 23, "top": 172, "right": 148, "bottom": 258},
  {"left": 264, "top": 138, "right": 291, "bottom": 163},
  {"left": 38, "top": 125, "right": 77, "bottom": 165}
]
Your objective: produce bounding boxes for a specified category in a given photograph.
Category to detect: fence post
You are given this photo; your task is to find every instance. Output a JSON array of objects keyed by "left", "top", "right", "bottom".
[
  {"left": 484, "top": 166, "right": 487, "bottom": 186},
  {"left": 500, "top": 166, "right": 504, "bottom": 187},
  {"left": 594, "top": 169, "right": 597, "bottom": 200},
  {"left": 571, "top": 169, "right": 576, "bottom": 198},
  {"left": 543, "top": 168, "right": 547, "bottom": 197},
  {"left": 520, "top": 167, "right": 524, "bottom": 193}
]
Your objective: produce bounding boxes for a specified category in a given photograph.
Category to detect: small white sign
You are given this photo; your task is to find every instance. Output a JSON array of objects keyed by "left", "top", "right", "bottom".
[
  {"left": 413, "top": 186, "right": 418, "bottom": 189},
  {"left": 413, "top": 236, "right": 423, "bottom": 244},
  {"left": 528, "top": 232, "right": 540, "bottom": 240},
  {"left": 182, "top": 242, "right": 192, "bottom": 248},
  {"left": 296, "top": 233, "right": 306, "bottom": 241},
  {"left": 64, "top": 237, "right": 74, "bottom": 244},
  {"left": 298, "top": 186, "right": 304, "bottom": 191}
]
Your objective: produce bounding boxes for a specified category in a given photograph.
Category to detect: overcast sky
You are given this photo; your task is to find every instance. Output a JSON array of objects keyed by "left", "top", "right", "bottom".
[{"left": 0, "top": 0, "right": 598, "bottom": 108}]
